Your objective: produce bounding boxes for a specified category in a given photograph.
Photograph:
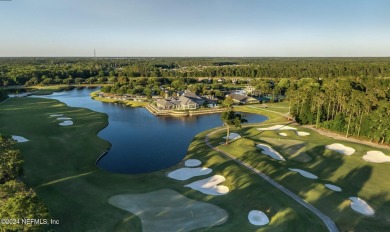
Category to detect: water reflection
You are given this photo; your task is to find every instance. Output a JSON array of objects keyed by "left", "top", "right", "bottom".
[{"left": 38, "top": 87, "right": 267, "bottom": 174}]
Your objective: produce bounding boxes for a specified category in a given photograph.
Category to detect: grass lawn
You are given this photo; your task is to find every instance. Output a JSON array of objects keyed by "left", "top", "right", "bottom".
[
  {"left": 212, "top": 118, "right": 390, "bottom": 231},
  {"left": 0, "top": 97, "right": 327, "bottom": 231},
  {"left": 90, "top": 91, "right": 149, "bottom": 107}
]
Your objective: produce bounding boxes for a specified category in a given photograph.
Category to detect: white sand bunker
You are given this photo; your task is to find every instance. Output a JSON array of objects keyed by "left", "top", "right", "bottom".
[
  {"left": 363, "top": 151, "right": 390, "bottom": 163},
  {"left": 279, "top": 133, "right": 287, "bottom": 136},
  {"left": 49, "top": 114, "right": 64, "bottom": 117},
  {"left": 185, "top": 159, "right": 201, "bottom": 167},
  {"left": 11, "top": 135, "right": 29, "bottom": 143},
  {"left": 326, "top": 143, "right": 355, "bottom": 156},
  {"left": 109, "top": 189, "right": 228, "bottom": 232},
  {"left": 56, "top": 117, "right": 72, "bottom": 120},
  {"left": 248, "top": 210, "right": 269, "bottom": 226},
  {"left": 324, "top": 184, "right": 342, "bottom": 192},
  {"left": 168, "top": 167, "right": 212, "bottom": 181},
  {"left": 296, "top": 131, "right": 310, "bottom": 136},
  {"left": 256, "top": 144, "right": 285, "bottom": 161},
  {"left": 185, "top": 175, "right": 229, "bottom": 195},
  {"left": 59, "top": 120, "right": 73, "bottom": 126},
  {"left": 288, "top": 168, "right": 318, "bottom": 179},
  {"left": 257, "top": 125, "right": 297, "bottom": 131},
  {"left": 349, "top": 197, "right": 375, "bottom": 216},
  {"left": 223, "top": 133, "right": 241, "bottom": 140}
]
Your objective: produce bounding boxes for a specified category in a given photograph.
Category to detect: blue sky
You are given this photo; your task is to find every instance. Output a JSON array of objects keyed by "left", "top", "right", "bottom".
[{"left": 0, "top": 0, "right": 389, "bottom": 56}]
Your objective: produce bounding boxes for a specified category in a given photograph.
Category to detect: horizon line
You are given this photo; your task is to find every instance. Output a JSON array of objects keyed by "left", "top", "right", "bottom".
[{"left": 1, "top": 56, "right": 390, "bottom": 58}]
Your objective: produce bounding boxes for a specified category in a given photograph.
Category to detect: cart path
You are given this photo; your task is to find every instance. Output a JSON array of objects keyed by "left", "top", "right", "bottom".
[{"left": 205, "top": 128, "right": 339, "bottom": 232}]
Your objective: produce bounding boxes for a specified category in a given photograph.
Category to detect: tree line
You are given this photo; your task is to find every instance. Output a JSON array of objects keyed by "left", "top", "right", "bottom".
[
  {"left": 1, "top": 57, "right": 390, "bottom": 86},
  {"left": 0, "top": 135, "right": 49, "bottom": 231},
  {"left": 287, "top": 77, "right": 390, "bottom": 144}
]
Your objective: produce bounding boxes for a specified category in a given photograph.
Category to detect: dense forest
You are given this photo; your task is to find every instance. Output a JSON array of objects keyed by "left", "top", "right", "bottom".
[
  {"left": 1, "top": 57, "right": 390, "bottom": 86},
  {"left": 287, "top": 77, "right": 390, "bottom": 144},
  {"left": 0, "top": 135, "right": 49, "bottom": 231}
]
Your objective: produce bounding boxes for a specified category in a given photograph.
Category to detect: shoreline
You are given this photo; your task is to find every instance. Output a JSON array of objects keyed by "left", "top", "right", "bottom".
[
  {"left": 145, "top": 103, "right": 227, "bottom": 117},
  {"left": 90, "top": 90, "right": 229, "bottom": 117}
]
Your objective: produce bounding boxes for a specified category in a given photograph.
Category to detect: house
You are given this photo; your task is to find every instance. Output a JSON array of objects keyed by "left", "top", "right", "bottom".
[
  {"left": 182, "top": 90, "right": 204, "bottom": 106},
  {"left": 245, "top": 85, "right": 256, "bottom": 95},
  {"left": 156, "top": 99, "right": 176, "bottom": 109},
  {"left": 227, "top": 94, "right": 259, "bottom": 105},
  {"left": 231, "top": 89, "right": 247, "bottom": 96},
  {"left": 178, "top": 95, "right": 198, "bottom": 109},
  {"left": 155, "top": 90, "right": 203, "bottom": 110},
  {"left": 201, "top": 95, "right": 219, "bottom": 108}
]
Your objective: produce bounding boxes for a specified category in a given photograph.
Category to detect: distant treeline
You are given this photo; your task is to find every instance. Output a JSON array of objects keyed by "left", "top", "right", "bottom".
[{"left": 1, "top": 57, "right": 390, "bottom": 86}]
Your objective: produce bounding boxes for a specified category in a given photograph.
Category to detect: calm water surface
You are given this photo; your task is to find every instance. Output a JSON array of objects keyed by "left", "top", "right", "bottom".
[{"left": 39, "top": 88, "right": 267, "bottom": 174}]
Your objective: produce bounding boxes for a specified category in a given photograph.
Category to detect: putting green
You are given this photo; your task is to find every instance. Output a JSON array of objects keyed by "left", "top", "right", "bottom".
[{"left": 109, "top": 189, "right": 228, "bottom": 232}]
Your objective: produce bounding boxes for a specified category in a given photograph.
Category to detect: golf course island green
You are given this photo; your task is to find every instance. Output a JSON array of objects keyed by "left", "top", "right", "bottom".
[{"left": 1, "top": 96, "right": 389, "bottom": 231}]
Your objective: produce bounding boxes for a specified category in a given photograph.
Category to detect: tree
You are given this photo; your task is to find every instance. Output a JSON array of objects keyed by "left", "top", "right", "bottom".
[
  {"left": 0, "top": 181, "right": 49, "bottom": 232},
  {"left": 0, "top": 89, "right": 8, "bottom": 101},
  {"left": 222, "top": 96, "right": 234, "bottom": 108},
  {"left": 220, "top": 97, "right": 247, "bottom": 144},
  {"left": 74, "top": 78, "right": 84, "bottom": 85},
  {"left": 0, "top": 136, "right": 23, "bottom": 184}
]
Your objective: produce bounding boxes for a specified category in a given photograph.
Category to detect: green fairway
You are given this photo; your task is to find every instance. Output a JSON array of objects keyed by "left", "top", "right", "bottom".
[
  {"left": 212, "top": 121, "right": 390, "bottom": 231},
  {"left": 0, "top": 97, "right": 328, "bottom": 231}
]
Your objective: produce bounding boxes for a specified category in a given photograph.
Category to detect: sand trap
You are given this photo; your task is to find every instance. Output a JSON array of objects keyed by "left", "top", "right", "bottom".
[
  {"left": 51, "top": 92, "right": 68, "bottom": 96},
  {"left": 260, "top": 137, "right": 312, "bottom": 163},
  {"left": 223, "top": 133, "right": 241, "bottom": 140},
  {"left": 109, "top": 189, "right": 228, "bottom": 232},
  {"left": 59, "top": 120, "right": 73, "bottom": 126},
  {"left": 362, "top": 151, "right": 390, "bottom": 163},
  {"left": 325, "top": 143, "right": 355, "bottom": 156},
  {"left": 296, "top": 131, "right": 310, "bottom": 136},
  {"left": 257, "top": 125, "right": 297, "bottom": 131},
  {"left": 248, "top": 210, "right": 269, "bottom": 226},
  {"left": 185, "top": 159, "right": 201, "bottom": 167},
  {"left": 256, "top": 144, "right": 285, "bottom": 161},
  {"left": 49, "top": 114, "right": 64, "bottom": 117},
  {"left": 288, "top": 168, "right": 318, "bottom": 179},
  {"left": 279, "top": 133, "right": 287, "bottom": 136},
  {"left": 185, "top": 175, "right": 229, "bottom": 195},
  {"left": 349, "top": 197, "right": 375, "bottom": 216},
  {"left": 324, "top": 184, "right": 342, "bottom": 192},
  {"left": 168, "top": 167, "right": 212, "bottom": 181},
  {"left": 11, "top": 135, "right": 29, "bottom": 143},
  {"left": 56, "top": 117, "right": 72, "bottom": 120}
]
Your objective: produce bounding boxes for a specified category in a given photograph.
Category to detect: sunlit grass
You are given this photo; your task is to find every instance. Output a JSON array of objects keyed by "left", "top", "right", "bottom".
[{"left": 90, "top": 91, "right": 149, "bottom": 107}]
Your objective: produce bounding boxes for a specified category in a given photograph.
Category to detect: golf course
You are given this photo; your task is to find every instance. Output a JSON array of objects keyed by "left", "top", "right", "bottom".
[{"left": 0, "top": 95, "right": 389, "bottom": 231}]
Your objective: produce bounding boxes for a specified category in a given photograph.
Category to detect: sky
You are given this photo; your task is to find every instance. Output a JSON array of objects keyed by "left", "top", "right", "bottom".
[{"left": 0, "top": 0, "right": 389, "bottom": 57}]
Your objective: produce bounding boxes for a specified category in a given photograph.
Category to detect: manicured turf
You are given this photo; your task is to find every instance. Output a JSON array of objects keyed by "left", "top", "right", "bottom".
[
  {"left": 212, "top": 112, "right": 390, "bottom": 231},
  {"left": 90, "top": 91, "right": 149, "bottom": 107},
  {"left": 0, "top": 97, "right": 328, "bottom": 231}
]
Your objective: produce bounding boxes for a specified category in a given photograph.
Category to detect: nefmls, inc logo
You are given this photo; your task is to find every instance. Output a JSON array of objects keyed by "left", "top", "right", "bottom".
[{"left": 21, "top": 218, "right": 49, "bottom": 225}]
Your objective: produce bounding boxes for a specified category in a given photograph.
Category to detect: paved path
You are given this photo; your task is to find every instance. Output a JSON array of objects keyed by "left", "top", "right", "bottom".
[{"left": 205, "top": 128, "right": 339, "bottom": 232}]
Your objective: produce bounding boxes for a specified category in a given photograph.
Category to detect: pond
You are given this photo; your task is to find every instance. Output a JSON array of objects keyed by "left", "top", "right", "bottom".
[{"left": 38, "top": 88, "right": 267, "bottom": 174}]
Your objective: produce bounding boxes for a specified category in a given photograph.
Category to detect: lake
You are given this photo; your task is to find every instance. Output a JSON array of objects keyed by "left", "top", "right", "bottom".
[{"left": 38, "top": 88, "right": 267, "bottom": 174}]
